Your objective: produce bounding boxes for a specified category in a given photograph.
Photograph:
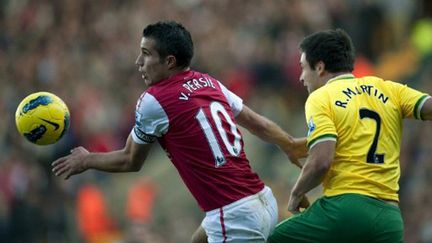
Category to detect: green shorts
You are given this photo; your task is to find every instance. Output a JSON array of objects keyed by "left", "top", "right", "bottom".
[{"left": 268, "top": 194, "right": 403, "bottom": 243}]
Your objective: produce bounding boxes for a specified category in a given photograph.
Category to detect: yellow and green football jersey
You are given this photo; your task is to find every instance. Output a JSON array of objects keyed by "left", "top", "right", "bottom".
[{"left": 305, "top": 74, "right": 430, "bottom": 202}]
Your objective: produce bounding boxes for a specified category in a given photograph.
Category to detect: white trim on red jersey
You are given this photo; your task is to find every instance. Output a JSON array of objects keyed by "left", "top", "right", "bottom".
[
  {"left": 131, "top": 92, "right": 169, "bottom": 144},
  {"left": 218, "top": 81, "right": 243, "bottom": 117},
  {"left": 131, "top": 82, "right": 243, "bottom": 144}
]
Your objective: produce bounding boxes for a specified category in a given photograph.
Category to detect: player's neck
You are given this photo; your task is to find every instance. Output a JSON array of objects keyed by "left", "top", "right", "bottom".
[
  {"left": 160, "top": 67, "right": 190, "bottom": 82},
  {"left": 330, "top": 72, "right": 352, "bottom": 79},
  {"left": 168, "top": 67, "right": 190, "bottom": 78},
  {"left": 325, "top": 72, "right": 352, "bottom": 83}
]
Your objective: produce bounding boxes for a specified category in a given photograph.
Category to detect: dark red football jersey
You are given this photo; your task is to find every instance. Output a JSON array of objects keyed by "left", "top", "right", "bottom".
[{"left": 131, "top": 70, "right": 264, "bottom": 211}]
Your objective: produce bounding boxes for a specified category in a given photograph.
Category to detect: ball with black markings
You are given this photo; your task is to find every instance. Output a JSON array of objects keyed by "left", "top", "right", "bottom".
[{"left": 15, "top": 92, "right": 70, "bottom": 145}]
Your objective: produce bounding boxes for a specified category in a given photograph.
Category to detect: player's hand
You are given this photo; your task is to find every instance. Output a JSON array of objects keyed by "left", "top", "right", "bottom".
[
  {"left": 51, "top": 146, "right": 89, "bottom": 179},
  {"left": 282, "top": 137, "right": 308, "bottom": 169},
  {"left": 288, "top": 193, "right": 310, "bottom": 214}
]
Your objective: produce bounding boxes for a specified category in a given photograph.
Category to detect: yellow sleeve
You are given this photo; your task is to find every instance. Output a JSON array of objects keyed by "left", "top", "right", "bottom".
[
  {"left": 389, "top": 81, "right": 431, "bottom": 120},
  {"left": 305, "top": 91, "right": 337, "bottom": 149}
]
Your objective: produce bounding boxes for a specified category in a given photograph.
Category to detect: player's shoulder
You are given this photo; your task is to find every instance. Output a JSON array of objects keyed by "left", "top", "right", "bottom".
[
  {"left": 307, "top": 85, "right": 331, "bottom": 103},
  {"left": 360, "top": 75, "right": 400, "bottom": 87},
  {"left": 360, "top": 75, "right": 383, "bottom": 82},
  {"left": 135, "top": 91, "right": 148, "bottom": 108},
  {"left": 305, "top": 89, "right": 332, "bottom": 113},
  {"left": 135, "top": 91, "right": 160, "bottom": 110}
]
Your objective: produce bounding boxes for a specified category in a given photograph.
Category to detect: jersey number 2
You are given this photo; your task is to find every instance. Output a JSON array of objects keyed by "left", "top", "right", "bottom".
[
  {"left": 359, "top": 108, "right": 385, "bottom": 164},
  {"left": 196, "top": 102, "right": 242, "bottom": 167}
]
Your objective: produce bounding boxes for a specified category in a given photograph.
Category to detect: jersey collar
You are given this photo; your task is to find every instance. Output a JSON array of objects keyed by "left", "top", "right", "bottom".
[
  {"left": 326, "top": 73, "right": 355, "bottom": 85},
  {"left": 157, "top": 70, "right": 193, "bottom": 85}
]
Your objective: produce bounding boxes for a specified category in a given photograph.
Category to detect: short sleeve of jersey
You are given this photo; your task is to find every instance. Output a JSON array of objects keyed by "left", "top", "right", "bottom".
[
  {"left": 218, "top": 81, "right": 243, "bottom": 117},
  {"left": 131, "top": 93, "right": 169, "bottom": 144},
  {"left": 305, "top": 91, "right": 337, "bottom": 149},
  {"left": 389, "top": 81, "right": 431, "bottom": 120}
]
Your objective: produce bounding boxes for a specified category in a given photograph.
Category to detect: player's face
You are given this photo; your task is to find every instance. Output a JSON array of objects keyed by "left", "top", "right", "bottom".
[
  {"left": 135, "top": 37, "right": 170, "bottom": 86},
  {"left": 299, "top": 52, "right": 320, "bottom": 94}
]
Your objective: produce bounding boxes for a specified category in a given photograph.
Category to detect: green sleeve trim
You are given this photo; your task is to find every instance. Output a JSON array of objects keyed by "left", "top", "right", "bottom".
[
  {"left": 414, "top": 95, "right": 430, "bottom": 120},
  {"left": 307, "top": 134, "right": 337, "bottom": 149}
]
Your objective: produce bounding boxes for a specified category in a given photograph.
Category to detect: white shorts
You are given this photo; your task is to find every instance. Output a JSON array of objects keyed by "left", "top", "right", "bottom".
[{"left": 202, "top": 186, "right": 278, "bottom": 243}]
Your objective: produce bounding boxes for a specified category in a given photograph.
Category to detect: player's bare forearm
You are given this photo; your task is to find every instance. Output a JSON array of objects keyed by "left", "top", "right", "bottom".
[
  {"left": 291, "top": 159, "right": 328, "bottom": 197},
  {"left": 291, "top": 141, "right": 335, "bottom": 196},
  {"left": 52, "top": 135, "right": 152, "bottom": 179},
  {"left": 85, "top": 149, "right": 140, "bottom": 172},
  {"left": 51, "top": 147, "right": 137, "bottom": 179},
  {"left": 236, "top": 106, "right": 307, "bottom": 167},
  {"left": 288, "top": 150, "right": 328, "bottom": 214},
  {"left": 237, "top": 106, "right": 292, "bottom": 144}
]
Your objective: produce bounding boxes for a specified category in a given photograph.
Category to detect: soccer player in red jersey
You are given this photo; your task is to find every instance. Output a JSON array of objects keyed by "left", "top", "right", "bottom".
[{"left": 52, "top": 21, "right": 307, "bottom": 242}]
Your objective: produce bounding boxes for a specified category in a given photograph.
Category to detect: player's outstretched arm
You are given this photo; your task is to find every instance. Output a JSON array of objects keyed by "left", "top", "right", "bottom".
[
  {"left": 51, "top": 134, "right": 152, "bottom": 179},
  {"left": 421, "top": 98, "right": 432, "bottom": 121},
  {"left": 236, "top": 105, "right": 308, "bottom": 168}
]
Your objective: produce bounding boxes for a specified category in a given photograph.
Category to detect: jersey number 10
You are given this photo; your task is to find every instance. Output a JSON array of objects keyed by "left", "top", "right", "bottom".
[{"left": 196, "top": 102, "right": 242, "bottom": 167}]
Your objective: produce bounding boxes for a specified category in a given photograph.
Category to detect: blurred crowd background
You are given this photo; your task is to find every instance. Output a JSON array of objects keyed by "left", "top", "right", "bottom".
[{"left": 1, "top": 0, "right": 432, "bottom": 242}]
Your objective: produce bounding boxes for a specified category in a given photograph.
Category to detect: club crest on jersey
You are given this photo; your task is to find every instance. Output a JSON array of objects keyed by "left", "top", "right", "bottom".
[{"left": 307, "top": 117, "right": 316, "bottom": 137}]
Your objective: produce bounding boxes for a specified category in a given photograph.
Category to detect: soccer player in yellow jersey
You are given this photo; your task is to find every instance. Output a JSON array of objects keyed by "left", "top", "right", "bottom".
[{"left": 268, "top": 29, "right": 432, "bottom": 243}]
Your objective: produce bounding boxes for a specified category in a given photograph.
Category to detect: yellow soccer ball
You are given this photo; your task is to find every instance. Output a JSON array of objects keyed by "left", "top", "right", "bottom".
[{"left": 15, "top": 92, "right": 70, "bottom": 145}]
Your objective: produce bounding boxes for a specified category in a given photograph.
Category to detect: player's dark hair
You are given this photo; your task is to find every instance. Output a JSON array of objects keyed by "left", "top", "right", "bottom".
[
  {"left": 299, "top": 29, "right": 355, "bottom": 73},
  {"left": 143, "top": 21, "right": 194, "bottom": 69}
]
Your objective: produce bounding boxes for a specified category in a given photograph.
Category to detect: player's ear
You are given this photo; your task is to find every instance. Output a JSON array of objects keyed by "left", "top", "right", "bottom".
[
  {"left": 316, "top": 61, "right": 326, "bottom": 76},
  {"left": 166, "top": 55, "right": 177, "bottom": 69}
]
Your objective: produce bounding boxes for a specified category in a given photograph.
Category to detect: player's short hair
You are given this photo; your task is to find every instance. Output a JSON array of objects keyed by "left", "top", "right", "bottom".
[
  {"left": 299, "top": 29, "right": 355, "bottom": 73},
  {"left": 143, "top": 21, "right": 194, "bottom": 69}
]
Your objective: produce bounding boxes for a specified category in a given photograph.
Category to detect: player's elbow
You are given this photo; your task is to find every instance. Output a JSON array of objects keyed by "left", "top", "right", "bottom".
[
  {"left": 126, "top": 159, "right": 144, "bottom": 172},
  {"left": 317, "top": 160, "right": 331, "bottom": 173},
  {"left": 129, "top": 164, "right": 142, "bottom": 172},
  {"left": 309, "top": 157, "right": 331, "bottom": 174},
  {"left": 307, "top": 154, "right": 331, "bottom": 175},
  {"left": 307, "top": 141, "right": 335, "bottom": 174},
  {"left": 121, "top": 155, "right": 144, "bottom": 172}
]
